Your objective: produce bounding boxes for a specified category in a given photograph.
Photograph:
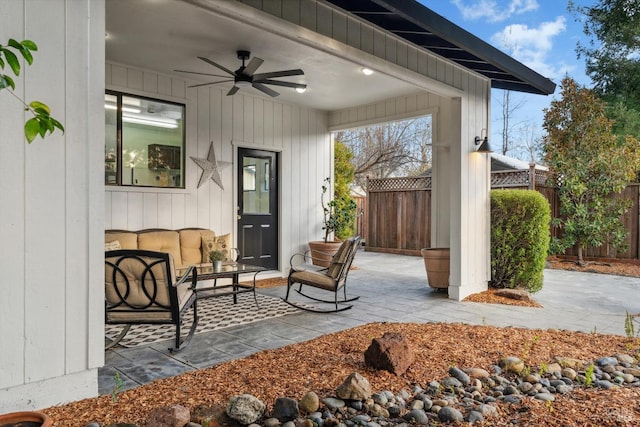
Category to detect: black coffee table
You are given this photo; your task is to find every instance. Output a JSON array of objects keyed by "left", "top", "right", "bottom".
[{"left": 187, "top": 262, "right": 267, "bottom": 307}]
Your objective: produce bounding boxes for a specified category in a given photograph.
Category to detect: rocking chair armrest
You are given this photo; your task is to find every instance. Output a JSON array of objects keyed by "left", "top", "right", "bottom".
[{"left": 175, "top": 265, "right": 197, "bottom": 289}]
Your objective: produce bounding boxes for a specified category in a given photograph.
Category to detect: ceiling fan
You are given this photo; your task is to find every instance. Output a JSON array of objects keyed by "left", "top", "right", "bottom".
[{"left": 175, "top": 50, "right": 306, "bottom": 97}]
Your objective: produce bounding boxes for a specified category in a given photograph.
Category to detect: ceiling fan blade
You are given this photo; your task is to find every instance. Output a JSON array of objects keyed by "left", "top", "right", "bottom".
[
  {"left": 255, "top": 79, "right": 307, "bottom": 89},
  {"left": 188, "top": 79, "right": 233, "bottom": 88},
  {"left": 242, "top": 57, "right": 264, "bottom": 76},
  {"left": 252, "top": 83, "right": 280, "bottom": 97},
  {"left": 227, "top": 86, "right": 240, "bottom": 96},
  {"left": 174, "top": 69, "right": 230, "bottom": 78},
  {"left": 253, "top": 69, "right": 304, "bottom": 80},
  {"left": 198, "top": 56, "right": 235, "bottom": 76}
]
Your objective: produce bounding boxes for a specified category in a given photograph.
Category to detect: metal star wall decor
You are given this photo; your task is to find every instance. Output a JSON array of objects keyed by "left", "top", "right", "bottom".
[{"left": 190, "top": 142, "right": 231, "bottom": 189}]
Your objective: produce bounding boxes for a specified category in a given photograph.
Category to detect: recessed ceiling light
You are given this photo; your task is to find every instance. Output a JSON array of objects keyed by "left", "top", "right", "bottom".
[
  {"left": 361, "top": 67, "right": 374, "bottom": 76},
  {"left": 295, "top": 87, "right": 307, "bottom": 93}
]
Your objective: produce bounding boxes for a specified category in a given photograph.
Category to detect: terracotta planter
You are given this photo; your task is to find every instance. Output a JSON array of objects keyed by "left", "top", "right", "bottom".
[
  {"left": 420, "top": 248, "right": 450, "bottom": 289},
  {"left": 308, "top": 240, "right": 342, "bottom": 267},
  {"left": 0, "top": 411, "right": 52, "bottom": 427}
]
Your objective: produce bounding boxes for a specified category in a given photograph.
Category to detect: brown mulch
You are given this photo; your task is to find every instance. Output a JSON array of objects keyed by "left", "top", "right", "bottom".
[
  {"left": 43, "top": 322, "right": 640, "bottom": 426},
  {"left": 548, "top": 257, "right": 640, "bottom": 278},
  {"left": 465, "top": 257, "right": 640, "bottom": 308},
  {"left": 40, "top": 258, "right": 640, "bottom": 426}
]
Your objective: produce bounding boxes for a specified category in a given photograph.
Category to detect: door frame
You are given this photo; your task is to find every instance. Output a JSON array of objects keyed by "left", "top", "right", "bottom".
[{"left": 232, "top": 141, "right": 282, "bottom": 270}]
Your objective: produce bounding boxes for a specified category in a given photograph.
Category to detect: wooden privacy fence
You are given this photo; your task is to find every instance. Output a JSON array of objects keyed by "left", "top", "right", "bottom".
[{"left": 364, "top": 171, "right": 640, "bottom": 260}]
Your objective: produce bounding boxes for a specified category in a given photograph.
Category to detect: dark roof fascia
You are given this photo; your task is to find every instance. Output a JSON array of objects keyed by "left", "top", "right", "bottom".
[{"left": 326, "top": 0, "right": 556, "bottom": 95}]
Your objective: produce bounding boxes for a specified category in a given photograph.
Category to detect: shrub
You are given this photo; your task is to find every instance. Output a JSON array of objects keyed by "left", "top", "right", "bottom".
[{"left": 491, "top": 189, "right": 551, "bottom": 293}]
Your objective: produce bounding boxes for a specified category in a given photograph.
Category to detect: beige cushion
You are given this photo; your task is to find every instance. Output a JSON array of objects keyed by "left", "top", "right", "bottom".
[
  {"left": 290, "top": 270, "right": 338, "bottom": 291},
  {"left": 201, "top": 233, "right": 233, "bottom": 263},
  {"left": 137, "top": 231, "right": 182, "bottom": 266},
  {"left": 180, "top": 229, "right": 214, "bottom": 266},
  {"left": 105, "top": 240, "right": 121, "bottom": 251},
  {"left": 105, "top": 231, "right": 138, "bottom": 249},
  {"left": 327, "top": 240, "right": 352, "bottom": 279}
]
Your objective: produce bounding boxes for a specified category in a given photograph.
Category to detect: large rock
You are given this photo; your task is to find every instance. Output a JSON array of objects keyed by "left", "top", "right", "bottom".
[
  {"left": 364, "top": 332, "right": 415, "bottom": 375},
  {"left": 336, "top": 372, "right": 372, "bottom": 400},
  {"left": 226, "top": 394, "right": 265, "bottom": 425},
  {"left": 145, "top": 404, "right": 190, "bottom": 427}
]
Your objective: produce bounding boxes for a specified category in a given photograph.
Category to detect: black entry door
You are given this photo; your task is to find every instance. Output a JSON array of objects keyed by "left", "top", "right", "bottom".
[{"left": 237, "top": 148, "right": 278, "bottom": 269}]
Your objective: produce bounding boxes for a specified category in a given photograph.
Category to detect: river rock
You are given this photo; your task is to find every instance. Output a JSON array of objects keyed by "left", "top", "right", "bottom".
[
  {"left": 336, "top": 372, "right": 372, "bottom": 400},
  {"left": 227, "top": 394, "right": 265, "bottom": 424}
]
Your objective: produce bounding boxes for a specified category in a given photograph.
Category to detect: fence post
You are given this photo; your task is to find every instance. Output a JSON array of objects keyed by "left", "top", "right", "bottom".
[{"left": 528, "top": 163, "right": 536, "bottom": 190}]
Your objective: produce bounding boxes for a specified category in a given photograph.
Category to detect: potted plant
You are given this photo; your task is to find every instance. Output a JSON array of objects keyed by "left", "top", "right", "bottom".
[
  {"left": 420, "top": 247, "right": 450, "bottom": 290},
  {"left": 309, "top": 177, "right": 357, "bottom": 267},
  {"left": 0, "top": 411, "right": 52, "bottom": 427},
  {"left": 209, "top": 249, "right": 226, "bottom": 272}
]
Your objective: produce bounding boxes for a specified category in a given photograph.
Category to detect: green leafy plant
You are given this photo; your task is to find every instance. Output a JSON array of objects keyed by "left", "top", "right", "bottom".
[
  {"left": 491, "top": 190, "right": 550, "bottom": 292},
  {"left": 625, "top": 311, "right": 636, "bottom": 338},
  {"left": 111, "top": 372, "right": 124, "bottom": 402},
  {"left": 0, "top": 38, "right": 64, "bottom": 143},
  {"left": 538, "top": 361, "right": 548, "bottom": 376},
  {"left": 584, "top": 363, "right": 595, "bottom": 387},
  {"left": 519, "top": 335, "right": 540, "bottom": 377},
  {"left": 321, "top": 176, "right": 357, "bottom": 242},
  {"left": 208, "top": 249, "right": 226, "bottom": 262}
]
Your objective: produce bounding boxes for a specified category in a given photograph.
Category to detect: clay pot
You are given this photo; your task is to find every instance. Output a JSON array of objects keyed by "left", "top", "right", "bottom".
[
  {"left": 308, "top": 240, "right": 343, "bottom": 267},
  {"left": 420, "top": 248, "right": 450, "bottom": 289},
  {"left": 0, "top": 411, "right": 52, "bottom": 427}
]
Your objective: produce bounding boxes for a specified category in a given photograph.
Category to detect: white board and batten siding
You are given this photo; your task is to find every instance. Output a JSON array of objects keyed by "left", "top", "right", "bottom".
[
  {"left": 0, "top": 0, "right": 105, "bottom": 412},
  {"left": 105, "top": 61, "right": 331, "bottom": 265}
]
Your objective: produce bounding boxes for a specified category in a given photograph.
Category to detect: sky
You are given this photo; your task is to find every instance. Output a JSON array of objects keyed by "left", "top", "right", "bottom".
[{"left": 418, "top": 0, "right": 596, "bottom": 161}]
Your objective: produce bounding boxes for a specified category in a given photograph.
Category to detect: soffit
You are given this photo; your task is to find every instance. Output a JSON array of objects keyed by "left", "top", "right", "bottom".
[{"left": 325, "top": 0, "right": 556, "bottom": 95}]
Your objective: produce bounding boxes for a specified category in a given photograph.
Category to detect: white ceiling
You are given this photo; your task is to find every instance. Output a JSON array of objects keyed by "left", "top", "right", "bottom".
[{"left": 105, "top": 0, "right": 421, "bottom": 111}]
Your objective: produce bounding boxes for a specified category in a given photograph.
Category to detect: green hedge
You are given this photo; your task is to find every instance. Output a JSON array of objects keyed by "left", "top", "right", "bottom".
[{"left": 491, "top": 189, "right": 551, "bottom": 293}]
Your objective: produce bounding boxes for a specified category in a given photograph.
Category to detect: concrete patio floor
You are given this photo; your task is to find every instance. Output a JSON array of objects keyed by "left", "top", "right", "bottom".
[{"left": 99, "top": 249, "right": 640, "bottom": 395}]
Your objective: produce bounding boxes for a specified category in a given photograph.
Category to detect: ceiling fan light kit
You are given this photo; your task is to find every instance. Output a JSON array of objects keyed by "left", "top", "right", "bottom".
[{"left": 176, "top": 50, "right": 306, "bottom": 97}]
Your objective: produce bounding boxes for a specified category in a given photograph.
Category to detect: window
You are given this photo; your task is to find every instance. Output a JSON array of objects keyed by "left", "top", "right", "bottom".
[{"left": 105, "top": 92, "right": 185, "bottom": 188}]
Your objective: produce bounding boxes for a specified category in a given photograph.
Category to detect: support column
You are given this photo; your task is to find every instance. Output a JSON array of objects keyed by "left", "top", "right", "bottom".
[{"left": 433, "top": 96, "right": 491, "bottom": 301}]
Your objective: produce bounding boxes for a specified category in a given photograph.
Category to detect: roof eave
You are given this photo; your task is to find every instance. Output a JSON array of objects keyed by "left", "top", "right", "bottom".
[{"left": 350, "top": 0, "right": 557, "bottom": 95}]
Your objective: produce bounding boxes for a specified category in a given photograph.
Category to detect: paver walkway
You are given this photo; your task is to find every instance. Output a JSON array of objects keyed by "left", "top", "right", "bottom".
[{"left": 100, "top": 249, "right": 640, "bottom": 394}]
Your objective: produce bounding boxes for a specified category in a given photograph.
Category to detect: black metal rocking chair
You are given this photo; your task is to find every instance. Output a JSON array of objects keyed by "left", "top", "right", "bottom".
[
  {"left": 105, "top": 249, "right": 198, "bottom": 352},
  {"left": 283, "top": 236, "right": 361, "bottom": 313}
]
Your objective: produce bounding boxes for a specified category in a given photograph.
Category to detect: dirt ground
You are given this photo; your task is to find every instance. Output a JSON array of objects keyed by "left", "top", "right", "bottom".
[{"left": 40, "top": 258, "right": 640, "bottom": 426}]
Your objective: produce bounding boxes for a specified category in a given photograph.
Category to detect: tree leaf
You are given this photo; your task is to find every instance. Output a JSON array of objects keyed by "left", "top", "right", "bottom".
[
  {"left": 24, "top": 117, "right": 40, "bottom": 143},
  {"left": 0, "top": 74, "right": 15, "bottom": 90},
  {"left": 2, "top": 48, "right": 20, "bottom": 76},
  {"left": 29, "top": 101, "right": 51, "bottom": 115},
  {"left": 20, "top": 40, "right": 37, "bottom": 51}
]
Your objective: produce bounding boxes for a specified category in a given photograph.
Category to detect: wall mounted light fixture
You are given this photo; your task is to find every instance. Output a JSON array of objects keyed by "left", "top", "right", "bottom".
[{"left": 474, "top": 129, "right": 492, "bottom": 153}]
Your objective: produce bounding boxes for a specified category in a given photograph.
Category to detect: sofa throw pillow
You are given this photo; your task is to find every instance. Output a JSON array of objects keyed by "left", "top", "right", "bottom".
[
  {"left": 201, "top": 233, "right": 233, "bottom": 262},
  {"left": 105, "top": 240, "right": 121, "bottom": 251},
  {"left": 201, "top": 235, "right": 217, "bottom": 263}
]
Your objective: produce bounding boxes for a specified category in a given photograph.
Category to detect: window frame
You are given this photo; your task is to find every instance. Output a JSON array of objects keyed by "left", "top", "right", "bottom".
[{"left": 105, "top": 90, "right": 186, "bottom": 189}]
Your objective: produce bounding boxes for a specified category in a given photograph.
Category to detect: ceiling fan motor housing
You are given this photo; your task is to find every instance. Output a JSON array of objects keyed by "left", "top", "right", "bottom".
[{"left": 237, "top": 50, "right": 251, "bottom": 61}]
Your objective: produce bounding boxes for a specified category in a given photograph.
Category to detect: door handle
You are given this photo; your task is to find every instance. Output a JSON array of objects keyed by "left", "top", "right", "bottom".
[{"left": 237, "top": 214, "right": 241, "bottom": 220}]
